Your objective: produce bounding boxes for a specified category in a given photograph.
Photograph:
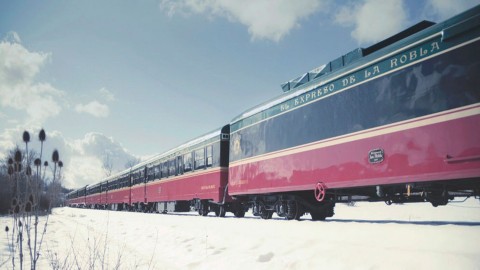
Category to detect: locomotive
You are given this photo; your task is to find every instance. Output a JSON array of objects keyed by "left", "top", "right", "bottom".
[{"left": 67, "top": 6, "right": 480, "bottom": 220}]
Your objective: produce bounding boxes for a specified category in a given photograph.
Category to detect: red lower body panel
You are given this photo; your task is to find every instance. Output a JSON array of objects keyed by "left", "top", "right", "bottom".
[
  {"left": 145, "top": 168, "right": 228, "bottom": 203},
  {"left": 107, "top": 188, "right": 131, "bottom": 204},
  {"left": 85, "top": 194, "right": 101, "bottom": 206},
  {"left": 229, "top": 107, "right": 480, "bottom": 195},
  {"left": 100, "top": 192, "right": 107, "bottom": 205},
  {"left": 68, "top": 197, "right": 85, "bottom": 206},
  {"left": 131, "top": 184, "right": 146, "bottom": 204}
]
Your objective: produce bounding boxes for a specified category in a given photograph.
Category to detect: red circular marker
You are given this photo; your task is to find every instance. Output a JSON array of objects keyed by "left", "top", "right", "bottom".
[{"left": 314, "top": 182, "right": 326, "bottom": 202}]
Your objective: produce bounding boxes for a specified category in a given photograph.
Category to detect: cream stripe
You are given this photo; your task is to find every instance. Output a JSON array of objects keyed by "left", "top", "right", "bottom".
[
  {"left": 84, "top": 167, "right": 228, "bottom": 197},
  {"left": 230, "top": 104, "right": 480, "bottom": 167},
  {"left": 144, "top": 167, "right": 227, "bottom": 186}
]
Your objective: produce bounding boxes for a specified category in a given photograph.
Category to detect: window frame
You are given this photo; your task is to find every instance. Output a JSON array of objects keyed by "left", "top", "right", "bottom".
[
  {"left": 194, "top": 148, "right": 205, "bottom": 170},
  {"left": 183, "top": 152, "right": 193, "bottom": 172},
  {"left": 206, "top": 145, "right": 213, "bottom": 167}
]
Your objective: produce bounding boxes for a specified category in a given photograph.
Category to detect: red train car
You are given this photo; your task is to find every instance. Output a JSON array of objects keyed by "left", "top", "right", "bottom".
[
  {"left": 66, "top": 186, "right": 86, "bottom": 207},
  {"left": 228, "top": 6, "right": 480, "bottom": 220},
  {"left": 105, "top": 173, "right": 131, "bottom": 210},
  {"left": 100, "top": 180, "right": 108, "bottom": 207},
  {"left": 67, "top": 6, "right": 480, "bottom": 221},
  {"left": 136, "top": 125, "right": 244, "bottom": 216},
  {"left": 85, "top": 183, "right": 102, "bottom": 208},
  {"left": 75, "top": 125, "right": 245, "bottom": 216}
]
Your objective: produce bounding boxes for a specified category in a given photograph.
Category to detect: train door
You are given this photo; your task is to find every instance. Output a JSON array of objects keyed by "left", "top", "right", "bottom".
[
  {"left": 129, "top": 174, "right": 132, "bottom": 206},
  {"left": 144, "top": 167, "right": 147, "bottom": 203}
]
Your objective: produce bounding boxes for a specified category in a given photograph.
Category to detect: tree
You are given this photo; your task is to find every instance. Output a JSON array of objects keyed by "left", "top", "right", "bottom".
[
  {"left": 102, "top": 152, "right": 113, "bottom": 177},
  {"left": 124, "top": 157, "right": 141, "bottom": 169}
]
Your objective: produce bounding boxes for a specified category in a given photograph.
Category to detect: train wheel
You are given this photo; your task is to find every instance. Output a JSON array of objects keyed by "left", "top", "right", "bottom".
[
  {"left": 260, "top": 210, "right": 273, "bottom": 219},
  {"left": 233, "top": 209, "right": 246, "bottom": 218},
  {"left": 215, "top": 205, "right": 226, "bottom": 217},
  {"left": 199, "top": 201, "right": 209, "bottom": 216},
  {"left": 310, "top": 211, "right": 326, "bottom": 221},
  {"left": 310, "top": 203, "right": 335, "bottom": 221},
  {"left": 285, "top": 200, "right": 304, "bottom": 220}
]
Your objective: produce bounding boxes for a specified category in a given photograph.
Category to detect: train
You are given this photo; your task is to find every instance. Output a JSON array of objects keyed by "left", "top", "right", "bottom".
[{"left": 67, "top": 6, "right": 480, "bottom": 220}]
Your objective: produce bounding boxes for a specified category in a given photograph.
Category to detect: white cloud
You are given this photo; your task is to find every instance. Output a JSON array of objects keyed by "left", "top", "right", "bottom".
[
  {"left": 75, "top": 100, "right": 110, "bottom": 118},
  {"left": 423, "top": 0, "right": 479, "bottom": 21},
  {"left": 3, "top": 31, "right": 22, "bottom": 44},
  {"left": 334, "top": 0, "right": 408, "bottom": 45},
  {"left": 0, "top": 128, "right": 139, "bottom": 188},
  {"left": 63, "top": 132, "right": 139, "bottom": 188},
  {"left": 0, "top": 32, "right": 64, "bottom": 123},
  {"left": 0, "top": 128, "right": 17, "bottom": 154},
  {"left": 99, "top": 87, "right": 115, "bottom": 102},
  {"left": 160, "top": 0, "right": 326, "bottom": 42}
]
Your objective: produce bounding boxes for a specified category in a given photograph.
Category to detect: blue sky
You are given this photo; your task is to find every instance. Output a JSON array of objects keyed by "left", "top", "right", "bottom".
[{"left": 1, "top": 0, "right": 478, "bottom": 188}]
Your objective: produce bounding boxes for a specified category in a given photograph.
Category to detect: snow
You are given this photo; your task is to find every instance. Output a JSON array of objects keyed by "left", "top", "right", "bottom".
[{"left": 1, "top": 198, "right": 480, "bottom": 270}]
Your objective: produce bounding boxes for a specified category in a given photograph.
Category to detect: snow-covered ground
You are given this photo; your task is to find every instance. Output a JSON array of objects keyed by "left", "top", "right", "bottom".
[{"left": 1, "top": 198, "right": 480, "bottom": 270}]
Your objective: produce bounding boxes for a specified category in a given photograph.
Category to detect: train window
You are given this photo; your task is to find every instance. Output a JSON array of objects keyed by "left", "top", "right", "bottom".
[
  {"left": 147, "top": 167, "right": 154, "bottom": 181},
  {"left": 194, "top": 148, "right": 205, "bottom": 170},
  {"left": 155, "top": 164, "right": 161, "bottom": 179},
  {"left": 184, "top": 153, "right": 193, "bottom": 172},
  {"left": 152, "top": 165, "right": 160, "bottom": 180},
  {"left": 133, "top": 172, "right": 138, "bottom": 185},
  {"left": 162, "top": 162, "right": 169, "bottom": 178},
  {"left": 206, "top": 145, "right": 213, "bottom": 167},
  {"left": 221, "top": 133, "right": 229, "bottom": 140},
  {"left": 169, "top": 159, "right": 176, "bottom": 176},
  {"left": 177, "top": 156, "right": 183, "bottom": 175}
]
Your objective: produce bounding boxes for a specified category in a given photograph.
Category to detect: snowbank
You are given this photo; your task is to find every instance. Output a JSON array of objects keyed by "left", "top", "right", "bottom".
[{"left": 1, "top": 198, "right": 480, "bottom": 269}]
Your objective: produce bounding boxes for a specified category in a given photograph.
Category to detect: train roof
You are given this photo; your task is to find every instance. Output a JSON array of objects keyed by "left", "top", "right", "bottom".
[
  {"left": 130, "top": 128, "right": 221, "bottom": 169},
  {"left": 68, "top": 185, "right": 88, "bottom": 195},
  {"left": 101, "top": 126, "right": 225, "bottom": 182},
  {"left": 230, "top": 4, "right": 480, "bottom": 127}
]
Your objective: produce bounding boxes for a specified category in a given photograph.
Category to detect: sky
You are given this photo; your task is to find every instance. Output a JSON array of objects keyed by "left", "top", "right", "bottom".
[{"left": 1, "top": 0, "right": 479, "bottom": 189}]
